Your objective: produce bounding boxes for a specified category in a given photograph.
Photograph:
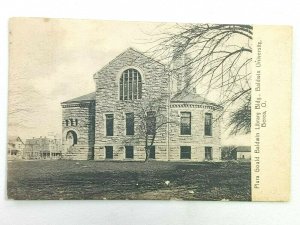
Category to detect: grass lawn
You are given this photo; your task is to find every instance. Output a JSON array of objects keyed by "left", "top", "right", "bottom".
[{"left": 7, "top": 160, "right": 251, "bottom": 201}]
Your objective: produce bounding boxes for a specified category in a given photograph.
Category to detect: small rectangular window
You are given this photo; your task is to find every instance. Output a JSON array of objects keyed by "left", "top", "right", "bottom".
[
  {"left": 205, "top": 113, "right": 212, "bottom": 136},
  {"left": 180, "top": 112, "right": 191, "bottom": 135},
  {"left": 149, "top": 146, "right": 155, "bottom": 159},
  {"left": 105, "top": 146, "right": 113, "bottom": 159},
  {"left": 180, "top": 146, "right": 191, "bottom": 159},
  {"left": 106, "top": 114, "right": 114, "bottom": 136},
  {"left": 125, "top": 146, "right": 134, "bottom": 159},
  {"left": 147, "top": 111, "right": 156, "bottom": 135},
  {"left": 126, "top": 113, "right": 134, "bottom": 135},
  {"left": 205, "top": 147, "right": 212, "bottom": 160}
]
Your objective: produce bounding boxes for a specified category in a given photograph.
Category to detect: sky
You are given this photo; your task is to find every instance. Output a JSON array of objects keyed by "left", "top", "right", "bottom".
[{"left": 8, "top": 18, "right": 250, "bottom": 145}]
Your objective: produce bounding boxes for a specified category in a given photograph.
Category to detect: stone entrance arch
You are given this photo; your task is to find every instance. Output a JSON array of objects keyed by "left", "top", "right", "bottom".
[{"left": 66, "top": 130, "right": 78, "bottom": 148}]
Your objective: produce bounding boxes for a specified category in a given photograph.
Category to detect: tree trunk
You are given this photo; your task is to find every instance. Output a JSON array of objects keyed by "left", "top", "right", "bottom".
[{"left": 144, "top": 147, "right": 149, "bottom": 162}]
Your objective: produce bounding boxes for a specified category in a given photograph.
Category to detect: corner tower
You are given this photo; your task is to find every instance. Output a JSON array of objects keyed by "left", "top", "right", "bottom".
[{"left": 61, "top": 92, "right": 96, "bottom": 160}]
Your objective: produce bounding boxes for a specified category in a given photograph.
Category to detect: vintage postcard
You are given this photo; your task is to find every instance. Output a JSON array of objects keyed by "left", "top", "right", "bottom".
[{"left": 7, "top": 18, "right": 292, "bottom": 201}]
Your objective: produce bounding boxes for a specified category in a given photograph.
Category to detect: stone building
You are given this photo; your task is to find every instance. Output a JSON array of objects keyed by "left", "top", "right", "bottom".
[
  {"left": 7, "top": 136, "right": 25, "bottom": 160},
  {"left": 61, "top": 48, "right": 222, "bottom": 161},
  {"left": 24, "top": 136, "right": 62, "bottom": 159}
]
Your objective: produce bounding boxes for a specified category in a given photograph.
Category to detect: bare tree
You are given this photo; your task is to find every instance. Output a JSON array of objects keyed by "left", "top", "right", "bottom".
[
  {"left": 135, "top": 98, "right": 173, "bottom": 162},
  {"left": 221, "top": 145, "right": 237, "bottom": 160},
  {"left": 145, "top": 23, "right": 252, "bottom": 135}
]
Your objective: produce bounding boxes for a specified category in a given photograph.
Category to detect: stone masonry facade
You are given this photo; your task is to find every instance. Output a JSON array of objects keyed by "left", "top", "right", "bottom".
[
  {"left": 61, "top": 97, "right": 95, "bottom": 160},
  {"left": 61, "top": 48, "right": 222, "bottom": 161}
]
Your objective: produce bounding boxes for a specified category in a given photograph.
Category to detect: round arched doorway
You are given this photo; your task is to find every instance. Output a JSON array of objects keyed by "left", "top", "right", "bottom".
[{"left": 66, "top": 130, "right": 78, "bottom": 148}]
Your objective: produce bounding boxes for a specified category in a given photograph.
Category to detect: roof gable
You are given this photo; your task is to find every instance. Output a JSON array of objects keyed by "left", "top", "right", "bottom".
[
  {"left": 93, "top": 47, "right": 164, "bottom": 79},
  {"left": 8, "top": 136, "right": 24, "bottom": 144}
]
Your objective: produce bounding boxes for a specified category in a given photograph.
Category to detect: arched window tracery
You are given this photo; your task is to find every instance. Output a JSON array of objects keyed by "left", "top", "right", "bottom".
[{"left": 119, "top": 69, "right": 142, "bottom": 100}]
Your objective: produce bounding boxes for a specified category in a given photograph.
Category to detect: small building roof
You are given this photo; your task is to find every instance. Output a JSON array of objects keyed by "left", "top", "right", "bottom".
[
  {"left": 221, "top": 146, "right": 251, "bottom": 152},
  {"left": 8, "top": 136, "right": 24, "bottom": 144},
  {"left": 171, "top": 91, "right": 217, "bottom": 105},
  {"left": 236, "top": 146, "right": 251, "bottom": 152},
  {"left": 61, "top": 92, "right": 96, "bottom": 104}
]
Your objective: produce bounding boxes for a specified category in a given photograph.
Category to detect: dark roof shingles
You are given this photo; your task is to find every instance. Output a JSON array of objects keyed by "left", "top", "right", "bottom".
[
  {"left": 236, "top": 146, "right": 251, "bottom": 152},
  {"left": 170, "top": 91, "right": 217, "bottom": 105},
  {"left": 62, "top": 92, "right": 96, "bottom": 104}
]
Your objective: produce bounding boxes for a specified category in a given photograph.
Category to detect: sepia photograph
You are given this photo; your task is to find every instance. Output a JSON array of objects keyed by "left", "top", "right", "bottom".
[
  {"left": 7, "top": 18, "right": 253, "bottom": 201},
  {"left": 1, "top": 0, "right": 299, "bottom": 223}
]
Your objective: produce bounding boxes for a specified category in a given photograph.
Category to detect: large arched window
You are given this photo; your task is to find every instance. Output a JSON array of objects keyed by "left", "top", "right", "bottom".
[{"left": 119, "top": 69, "right": 142, "bottom": 100}]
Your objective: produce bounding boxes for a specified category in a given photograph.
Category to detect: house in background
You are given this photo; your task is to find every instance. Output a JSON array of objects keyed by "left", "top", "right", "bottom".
[
  {"left": 221, "top": 146, "right": 251, "bottom": 160},
  {"left": 236, "top": 146, "right": 251, "bottom": 160},
  {"left": 23, "top": 136, "right": 62, "bottom": 160},
  {"left": 61, "top": 48, "right": 222, "bottom": 161},
  {"left": 7, "top": 136, "right": 25, "bottom": 160}
]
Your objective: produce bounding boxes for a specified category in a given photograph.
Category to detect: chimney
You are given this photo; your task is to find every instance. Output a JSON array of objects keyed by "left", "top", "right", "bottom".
[{"left": 171, "top": 53, "right": 192, "bottom": 94}]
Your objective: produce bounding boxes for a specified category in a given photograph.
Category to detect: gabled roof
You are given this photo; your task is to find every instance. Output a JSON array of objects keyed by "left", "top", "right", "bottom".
[
  {"left": 8, "top": 136, "right": 24, "bottom": 144},
  {"left": 93, "top": 47, "right": 164, "bottom": 79},
  {"left": 61, "top": 92, "right": 96, "bottom": 104},
  {"left": 127, "top": 47, "right": 164, "bottom": 66},
  {"left": 171, "top": 91, "right": 217, "bottom": 105}
]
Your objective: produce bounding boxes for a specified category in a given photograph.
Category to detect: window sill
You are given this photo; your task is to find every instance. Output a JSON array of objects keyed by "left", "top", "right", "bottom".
[
  {"left": 179, "top": 135, "right": 192, "bottom": 137},
  {"left": 204, "top": 135, "right": 213, "bottom": 138}
]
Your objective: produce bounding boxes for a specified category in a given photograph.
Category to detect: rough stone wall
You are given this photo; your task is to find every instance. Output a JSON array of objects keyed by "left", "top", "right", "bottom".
[
  {"left": 93, "top": 49, "right": 169, "bottom": 160},
  {"left": 95, "top": 145, "right": 168, "bottom": 161},
  {"left": 61, "top": 48, "right": 223, "bottom": 161},
  {"left": 168, "top": 105, "right": 222, "bottom": 161},
  {"left": 61, "top": 102, "right": 95, "bottom": 160}
]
